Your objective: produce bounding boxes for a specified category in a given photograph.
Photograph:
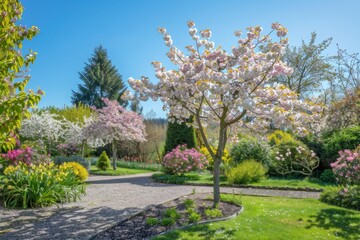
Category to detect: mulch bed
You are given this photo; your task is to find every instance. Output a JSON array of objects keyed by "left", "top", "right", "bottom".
[{"left": 92, "top": 193, "right": 242, "bottom": 240}]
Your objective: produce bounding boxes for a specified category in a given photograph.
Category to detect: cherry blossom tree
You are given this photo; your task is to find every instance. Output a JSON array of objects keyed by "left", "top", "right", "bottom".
[
  {"left": 83, "top": 98, "right": 146, "bottom": 170},
  {"left": 125, "top": 21, "right": 323, "bottom": 205}
]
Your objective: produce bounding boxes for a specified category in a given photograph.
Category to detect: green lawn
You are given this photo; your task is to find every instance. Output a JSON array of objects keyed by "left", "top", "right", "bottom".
[
  {"left": 152, "top": 172, "right": 334, "bottom": 190},
  {"left": 154, "top": 194, "right": 360, "bottom": 240},
  {"left": 90, "top": 165, "right": 152, "bottom": 176}
]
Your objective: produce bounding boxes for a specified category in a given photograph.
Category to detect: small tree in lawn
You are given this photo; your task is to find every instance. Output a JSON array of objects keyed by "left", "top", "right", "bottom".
[
  {"left": 83, "top": 98, "right": 146, "bottom": 170},
  {"left": 97, "top": 151, "right": 111, "bottom": 171},
  {"left": 125, "top": 21, "right": 323, "bottom": 205}
]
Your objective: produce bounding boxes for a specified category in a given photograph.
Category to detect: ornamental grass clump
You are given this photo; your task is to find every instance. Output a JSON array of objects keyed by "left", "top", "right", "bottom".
[
  {"left": 1, "top": 163, "right": 85, "bottom": 208},
  {"left": 162, "top": 145, "right": 208, "bottom": 175}
]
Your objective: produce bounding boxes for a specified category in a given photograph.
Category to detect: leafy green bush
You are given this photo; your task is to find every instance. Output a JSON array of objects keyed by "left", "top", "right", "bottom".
[
  {"left": 230, "top": 135, "right": 272, "bottom": 167},
  {"left": 205, "top": 208, "right": 223, "bottom": 219},
  {"left": 146, "top": 217, "right": 159, "bottom": 226},
  {"left": 320, "top": 186, "right": 360, "bottom": 211},
  {"left": 319, "top": 169, "right": 336, "bottom": 183},
  {"left": 164, "top": 207, "right": 180, "bottom": 220},
  {"left": 97, "top": 151, "right": 111, "bottom": 171},
  {"left": 323, "top": 125, "right": 360, "bottom": 165},
  {"left": 269, "top": 131, "right": 319, "bottom": 177},
  {"left": 226, "top": 160, "right": 267, "bottom": 184},
  {"left": 2, "top": 163, "right": 85, "bottom": 208},
  {"left": 161, "top": 217, "right": 175, "bottom": 226}
]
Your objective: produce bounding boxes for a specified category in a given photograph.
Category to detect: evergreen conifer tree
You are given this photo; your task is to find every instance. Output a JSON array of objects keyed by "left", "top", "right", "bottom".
[{"left": 72, "top": 46, "right": 127, "bottom": 108}]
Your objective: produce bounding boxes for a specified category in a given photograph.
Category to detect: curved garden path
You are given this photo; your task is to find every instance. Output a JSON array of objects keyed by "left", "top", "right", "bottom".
[{"left": 0, "top": 173, "right": 320, "bottom": 240}]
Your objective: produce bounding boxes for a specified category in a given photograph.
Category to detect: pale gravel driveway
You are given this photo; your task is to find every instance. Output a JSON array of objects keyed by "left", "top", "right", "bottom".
[{"left": 0, "top": 173, "right": 320, "bottom": 240}]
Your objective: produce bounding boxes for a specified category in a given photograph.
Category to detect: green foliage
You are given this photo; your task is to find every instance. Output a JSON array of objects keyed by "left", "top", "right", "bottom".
[
  {"left": 188, "top": 211, "right": 202, "bottom": 223},
  {"left": 97, "top": 151, "right": 111, "bottom": 171},
  {"left": 323, "top": 125, "right": 360, "bottom": 164},
  {"left": 45, "top": 104, "right": 93, "bottom": 124},
  {"left": 204, "top": 208, "right": 223, "bottom": 219},
  {"left": 0, "top": 0, "right": 42, "bottom": 150},
  {"left": 230, "top": 135, "right": 272, "bottom": 167},
  {"left": 146, "top": 217, "right": 159, "bottom": 226},
  {"left": 116, "top": 160, "right": 162, "bottom": 172},
  {"left": 163, "top": 120, "right": 197, "bottom": 155},
  {"left": 320, "top": 169, "right": 336, "bottom": 183},
  {"left": 1, "top": 163, "right": 85, "bottom": 208},
  {"left": 183, "top": 199, "right": 195, "bottom": 209},
  {"left": 71, "top": 45, "right": 127, "bottom": 108},
  {"left": 161, "top": 217, "right": 175, "bottom": 226},
  {"left": 226, "top": 160, "right": 267, "bottom": 184},
  {"left": 320, "top": 186, "right": 360, "bottom": 211},
  {"left": 164, "top": 207, "right": 180, "bottom": 220}
]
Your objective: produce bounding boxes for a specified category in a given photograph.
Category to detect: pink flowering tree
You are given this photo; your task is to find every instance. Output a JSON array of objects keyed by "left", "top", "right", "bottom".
[
  {"left": 83, "top": 98, "right": 146, "bottom": 170},
  {"left": 125, "top": 21, "right": 322, "bottom": 204}
]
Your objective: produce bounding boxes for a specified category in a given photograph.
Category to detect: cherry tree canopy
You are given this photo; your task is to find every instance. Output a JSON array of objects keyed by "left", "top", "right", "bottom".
[
  {"left": 83, "top": 98, "right": 146, "bottom": 144},
  {"left": 124, "top": 21, "right": 323, "bottom": 204}
]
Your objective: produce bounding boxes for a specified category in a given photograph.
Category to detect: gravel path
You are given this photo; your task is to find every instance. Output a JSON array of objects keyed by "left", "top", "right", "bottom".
[{"left": 0, "top": 173, "right": 320, "bottom": 240}]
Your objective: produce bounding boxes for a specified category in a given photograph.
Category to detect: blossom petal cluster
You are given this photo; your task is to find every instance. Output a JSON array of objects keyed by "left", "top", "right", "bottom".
[
  {"left": 83, "top": 98, "right": 146, "bottom": 144},
  {"left": 125, "top": 22, "right": 323, "bottom": 136}
]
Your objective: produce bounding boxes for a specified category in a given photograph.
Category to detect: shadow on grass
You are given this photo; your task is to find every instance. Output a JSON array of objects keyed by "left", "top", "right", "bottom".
[
  {"left": 152, "top": 173, "right": 201, "bottom": 184},
  {"left": 306, "top": 208, "right": 360, "bottom": 239},
  {"left": 155, "top": 224, "right": 236, "bottom": 240}
]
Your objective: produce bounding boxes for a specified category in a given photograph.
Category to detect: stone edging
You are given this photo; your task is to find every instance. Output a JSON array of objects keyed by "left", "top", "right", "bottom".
[
  {"left": 158, "top": 201, "right": 243, "bottom": 237},
  {"left": 89, "top": 193, "right": 243, "bottom": 239}
]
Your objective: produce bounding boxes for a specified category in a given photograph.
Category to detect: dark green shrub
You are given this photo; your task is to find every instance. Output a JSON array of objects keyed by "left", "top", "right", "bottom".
[
  {"left": 161, "top": 217, "right": 175, "bottom": 226},
  {"left": 323, "top": 125, "right": 360, "bottom": 165},
  {"left": 230, "top": 136, "right": 272, "bottom": 167},
  {"left": 320, "top": 186, "right": 360, "bottom": 211},
  {"left": 226, "top": 160, "right": 267, "bottom": 184},
  {"left": 163, "top": 120, "right": 196, "bottom": 156},
  {"left": 97, "top": 151, "right": 111, "bottom": 171},
  {"left": 319, "top": 169, "right": 336, "bottom": 183}
]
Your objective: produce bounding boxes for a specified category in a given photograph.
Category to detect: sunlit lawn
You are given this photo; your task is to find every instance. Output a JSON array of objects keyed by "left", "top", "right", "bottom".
[
  {"left": 152, "top": 172, "right": 334, "bottom": 190},
  {"left": 90, "top": 165, "right": 151, "bottom": 176},
  {"left": 154, "top": 194, "right": 360, "bottom": 240}
]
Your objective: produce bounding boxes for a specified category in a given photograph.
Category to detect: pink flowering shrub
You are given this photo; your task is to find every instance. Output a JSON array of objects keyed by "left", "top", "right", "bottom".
[
  {"left": 330, "top": 146, "right": 360, "bottom": 186},
  {"left": 1, "top": 147, "right": 33, "bottom": 166},
  {"left": 162, "top": 145, "right": 208, "bottom": 175}
]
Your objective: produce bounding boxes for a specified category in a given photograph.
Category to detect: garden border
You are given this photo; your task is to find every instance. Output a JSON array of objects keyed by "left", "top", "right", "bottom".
[
  {"left": 89, "top": 192, "right": 243, "bottom": 240},
  {"left": 152, "top": 179, "right": 324, "bottom": 192}
]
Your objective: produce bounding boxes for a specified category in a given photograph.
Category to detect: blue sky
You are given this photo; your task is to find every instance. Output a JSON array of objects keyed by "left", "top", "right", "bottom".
[{"left": 20, "top": 0, "right": 360, "bottom": 118}]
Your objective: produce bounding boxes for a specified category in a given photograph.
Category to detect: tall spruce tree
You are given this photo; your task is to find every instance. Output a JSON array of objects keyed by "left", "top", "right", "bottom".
[{"left": 72, "top": 46, "right": 127, "bottom": 108}]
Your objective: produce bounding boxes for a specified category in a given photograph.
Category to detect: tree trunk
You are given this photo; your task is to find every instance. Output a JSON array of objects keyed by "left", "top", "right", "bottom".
[
  {"left": 81, "top": 140, "right": 86, "bottom": 158},
  {"left": 112, "top": 141, "right": 117, "bottom": 170},
  {"left": 213, "top": 156, "right": 221, "bottom": 205}
]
